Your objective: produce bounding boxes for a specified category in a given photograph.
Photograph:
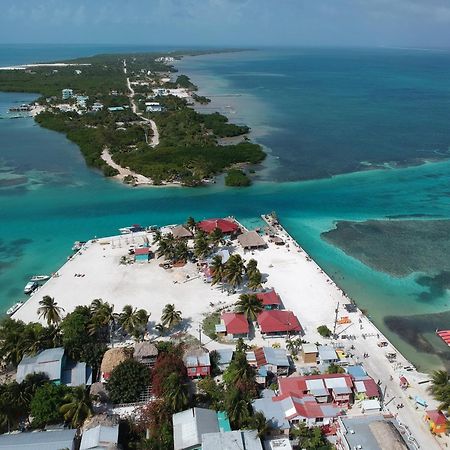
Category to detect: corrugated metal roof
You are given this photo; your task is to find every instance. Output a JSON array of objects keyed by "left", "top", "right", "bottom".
[
  {"left": 216, "top": 349, "right": 233, "bottom": 366},
  {"left": 61, "top": 361, "right": 92, "bottom": 387},
  {"left": 317, "top": 346, "right": 338, "bottom": 361},
  {"left": 173, "top": 408, "right": 220, "bottom": 450},
  {"left": 80, "top": 424, "right": 119, "bottom": 450},
  {"left": 262, "top": 347, "right": 289, "bottom": 367},
  {"left": 202, "top": 430, "right": 263, "bottom": 450},
  {"left": 0, "top": 429, "right": 76, "bottom": 450},
  {"left": 252, "top": 398, "right": 290, "bottom": 430},
  {"left": 16, "top": 347, "right": 65, "bottom": 383}
]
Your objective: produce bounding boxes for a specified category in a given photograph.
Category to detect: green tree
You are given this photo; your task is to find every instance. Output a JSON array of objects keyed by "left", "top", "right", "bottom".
[
  {"left": 428, "top": 370, "right": 450, "bottom": 411},
  {"left": 37, "top": 296, "right": 64, "bottom": 325},
  {"left": 118, "top": 305, "right": 149, "bottom": 338},
  {"left": 60, "top": 386, "right": 93, "bottom": 428},
  {"left": 224, "top": 387, "right": 251, "bottom": 429},
  {"left": 162, "top": 373, "right": 189, "bottom": 412},
  {"left": 89, "top": 299, "right": 116, "bottom": 340},
  {"left": 186, "top": 216, "right": 196, "bottom": 231},
  {"left": 31, "top": 383, "right": 68, "bottom": 428},
  {"left": 317, "top": 325, "right": 332, "bottom": 338},
  {"left": 250, "top": 411, "right": 275, "bottom": 438},
  {"left": 247, "top": 269, "right": 263, "bottom": 291},
  {"left": 209, "top": 227, "right": 224, "bottom": 248},
  {"left": 291, "top": 423, "right": 332, "bottom": 449},
  {"left": 106, "top": 359, "right": 150, "bottom": 404},
  {"left": 210, "top": 255, "right": 225, "bottom": 288},
  {"left": 224, "top": 254, "right": 245, "bottom": 289},
  {"left": 197, "top": 377, "right": 224, "bottom": 410},
  {"left": 246, "top": 258, "right": 258, "bottom": 275},
  {"left": 235, "top": 293, "right": 263, "bottom": 322},
  {"left": 326, "top": 363, "right": 345, "bottom": 374},
  {"left": 194, "top": 232, "right": 210, "bottom": 258},
  {"left": 161, "top": 304, "right": 182, "bottom": 330}
]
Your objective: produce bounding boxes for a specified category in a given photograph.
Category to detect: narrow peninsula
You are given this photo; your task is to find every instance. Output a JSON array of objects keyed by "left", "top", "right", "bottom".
[{"left": 0, "top": 51, "right": 265, "bottom": 187}]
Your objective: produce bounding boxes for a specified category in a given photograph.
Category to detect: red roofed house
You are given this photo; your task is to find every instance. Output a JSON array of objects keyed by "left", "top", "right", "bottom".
[
  {"left": 425, "top": 410, "right": 448, "bottom": 434},
  {"left": 216, "top": 312, "right": 249, "bottom": 340},
  {"left": 257, "top": 310, "right": 302, "bottom": 337},
  {"left": 183, "top": 347, "right": 211, "bottom": 379},
  {"left": 256, "top": 290, "right": 283, "bottom": 310},
  {"left": 197, "top": 218, "right": 239, "bottom": 235},
  {"left": 134, "top": 247, "right": 153, "bottom": 263},
  {"left": 279, "top": 374, "right": 354, "bottom": 406},
  {"left": 353, "top": 377, "right": 380, "bottom": 400}
]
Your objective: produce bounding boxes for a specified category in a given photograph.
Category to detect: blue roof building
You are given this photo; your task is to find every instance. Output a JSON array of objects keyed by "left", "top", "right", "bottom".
[
  {"left": 16, "top": 347, "right": 92, "bottom": 386},
  {"left": 0, "top": 429, "right": 76, "bottom": 450}
]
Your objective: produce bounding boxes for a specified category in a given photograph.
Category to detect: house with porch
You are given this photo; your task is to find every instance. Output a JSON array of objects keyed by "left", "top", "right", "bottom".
[
  {"left": 257, "top": 310, "right": 302, "bottom": 337},
  {"left": 216, "top": 312, "right": 249, "bottom": 340},
  {"left": 256, "top": 290, "right": 283, "bottom": 310}
]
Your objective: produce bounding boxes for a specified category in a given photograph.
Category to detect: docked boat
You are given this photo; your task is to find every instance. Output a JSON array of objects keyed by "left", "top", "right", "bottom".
[
  {"left": 30, "top": 275, "right": 50, "bottom": 283},
  {"left": 7, "top": 301, "right": 24, "bottom": 316},
  {"left": 72, "top": 241, "right": 86, "bottom": 251},
  {"left": 119, "top": 224, "right": 144, "bottom": 234},
  {"left": 24, "top": 281, "right": 38, "bottom": 295}
]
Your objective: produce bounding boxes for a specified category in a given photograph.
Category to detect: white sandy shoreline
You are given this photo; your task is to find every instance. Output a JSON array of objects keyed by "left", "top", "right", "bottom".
[{"left": 10, "top": 217, "right": 447, "bottom": 449}]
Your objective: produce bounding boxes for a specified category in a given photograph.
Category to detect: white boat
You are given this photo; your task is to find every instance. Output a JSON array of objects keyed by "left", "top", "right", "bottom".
[
  {"left": 7, "top": 301, "right": 24, "bottom": 316},
  {"left": 30, "top": 275, "right": 50, "bottom": 283},
  {"left": 24, "top": 281, "right": 38, "bottom": 294},
  {"left": 72, "top": 241, "right": 86, "bottom": 251}
]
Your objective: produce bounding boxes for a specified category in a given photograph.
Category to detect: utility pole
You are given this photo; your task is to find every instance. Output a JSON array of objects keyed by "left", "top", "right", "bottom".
[
  {"left": 198, "top": 324, "right": 202, "bottom": 345},
  {"left": 333, "top": 302, "right": 339, "bottom": 338}
]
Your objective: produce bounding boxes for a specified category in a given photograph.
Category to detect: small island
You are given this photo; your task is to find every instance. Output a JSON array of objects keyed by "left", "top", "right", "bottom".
[{"left": 0, "top": 51, "right": 265, "bottom": 187}]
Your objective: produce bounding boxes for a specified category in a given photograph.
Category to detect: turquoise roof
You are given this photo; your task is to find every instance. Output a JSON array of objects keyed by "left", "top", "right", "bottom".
[{"left": 217, "top": 411, "right": 231, "bottom": 432}]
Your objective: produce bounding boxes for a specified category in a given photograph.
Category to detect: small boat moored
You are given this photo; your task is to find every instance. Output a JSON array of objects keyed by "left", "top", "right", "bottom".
[
  {"left": 24, "top": 281, "right": 38, "bottom": 295},
  {"left": 7, "top": 301, "right": 25, "bottom": 316},
  {"left": 119, "top": 224, "right": 144, "bottom": 234},
  {"left": 72, "top": 241, "right": 86, "bottom": 252},
  {"left": 30, "top": 275, "right": 50, "bottom": 283}
]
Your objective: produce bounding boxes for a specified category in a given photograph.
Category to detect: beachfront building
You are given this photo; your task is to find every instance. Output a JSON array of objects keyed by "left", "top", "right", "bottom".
[
  {"left": 197, "top": 218, "right": 239, "bottom": 235},
  {"left": 134, "top": 247, "right": 153, "bottom": 263},
  {"left": 0, "top": 429, "right": 77, "bottom": 450},
  {"left": 254, "top": 346, "right": 290, "bottom": 376},
  {"left": 145, "top": 101, "right": 163, "bottom": 112},
  {"left": 257, "top": 310, "right": 302, "bottom": 337},
  {"left": 62, "top": 88, "right": 73, "bottom": 99},
  {"left": 256, "top": 289, "right": 283, "bottom": 310},
  {"left": 317, "top": 345, "right": 339, "bottom": 365},
  {"left": 172, "top": 407, "right": 231, "bottom": 450},
  {"left": 301, "top": 343, "right": 318, "bottom": 364},
  {"left": 335, "top": 414, "right": 414, "bottom": 450},
  {"left": 279, "top": 374, "right": 354, "bottom": 406},
  {"left": 16, "top": 347, "right": 92, "bottom": 386},
  {"left": 216, "top": 312, "right": 249, "bottom": 340},
  {"left": 237, "top": 230, "right": 267, "bottom": 250},
  {"left": 171, "top": 224, "right": 193, "bottom": 239},
  {"left": 353, "top": 377, "right": 380, "bottom": 401},
  {"left": 183, "top": 346, "right": 211, "bottom": 378},
  {"left": 253, "top": 393, "right": 341, "bottom": 432},
  {"left": 424, "top": 410, "right": 448, "bottom": 434},
  {"left": 202, "top": 430, "right": 263, "bottom": 450},
  {"left": 133, "top": 341, "right": 158, "bottom": 367}
]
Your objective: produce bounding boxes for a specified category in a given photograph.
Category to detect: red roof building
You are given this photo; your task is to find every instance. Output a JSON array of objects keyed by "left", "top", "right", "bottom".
[
  {"left": 256, "top": 290, "right": 283, "bottom": 310},
  {"left": 257, "top": 310, "right": 302, "bottom": 336},
  {"left": 425, "top": 410, "right": 448, "bottom": 434},
  {"left": 279, "top": 374, "right": 354, "bottom": 405},
  {"left": 197, "top": 218, "right": 239, "bottom": 234},
  {"left": 218, "top": 312, "right": 249, "bottom": 339}
]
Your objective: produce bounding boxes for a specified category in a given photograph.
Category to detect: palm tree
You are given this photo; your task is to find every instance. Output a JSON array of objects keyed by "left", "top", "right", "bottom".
[
  {"left": 251, "top": 411, "right": 274, "bottom": 438},
  {"left": 60, "top": 386, "right": 93, "bottom": 428},
  {"left": 235, "top": 293, "right": 263, "bottom": 322},
  {"left": 155, "top": 323, "right": 166, "bottom": 336},
  {"left": 246, "top": 258, "right": 258, "bottom": 275},
  {"left": 209, "top": 227, "right": 224, "bottom": 248},
  {"left": 194, "top": 233, "right": 210, "bottom": 259},
  {"left": 247, "top": 269, "right": 263, "bottom": 291},
  {"left": 152, "top": 230, "right": 162, "bottom": 245},
  {"left": 118, "top": 305, "right": 149, "bottom": 338},
  {"left": 225, "top": 388, "right": 250, "bottom": 428},
  {"left": 37, "top": 296, "right": 64, "bottom": 325},
  {"left": 174, "top": 240, "right": 189, "bottom": 262},
  {"left": 210, "top": 255, "right": 225, "bottom": 287},
  {"left": 88, "top": 299, "right": 116, "bottom": 339},
  {"left": 161, "top": 304, "right": 182, "bottom": 329},
  {"left": 186, "top": 216, "right": 196, "bottom": 231},
  {"left": 163, "top": 373, "right": 189, "bottom": 412},
  {"left": 224, "top": 255, "right": 245, "bottom": 290},
  {"left": 428, "top": 370, "right": 450, "bottom": 410}
]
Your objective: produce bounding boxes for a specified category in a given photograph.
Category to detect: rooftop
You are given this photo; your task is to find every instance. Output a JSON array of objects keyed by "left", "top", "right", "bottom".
[
  {"left": 202, "top": 430, "right": 263, "bottom": 450},
  {"left": 221, "top": 312, "right": 249, "bottom": 335},
  {"left": 237, "top": 230, "right": 266, "bottom": 249},
  {"left": 80, "top": 424, "right": 119, "bottom": 450},
  {"left": 257, "top": 310, "right": 302, "bottom": 334},
  {"left": 256, "top": 290, "right": 282, "bottom": 307},
  {"left": 254, "top": 347, "right": 289, "bottom": 368},
  {"left": 197, "top": 218, "right": 239, "bottom": 234},
  {"left": 0, "top": 429, "right": 76, "bottom": 450}
]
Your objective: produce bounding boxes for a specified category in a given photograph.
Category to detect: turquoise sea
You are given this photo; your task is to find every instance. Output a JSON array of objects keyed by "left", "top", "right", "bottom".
[{"left": 1, "top": 45, "right": 450, "bottom": 371}]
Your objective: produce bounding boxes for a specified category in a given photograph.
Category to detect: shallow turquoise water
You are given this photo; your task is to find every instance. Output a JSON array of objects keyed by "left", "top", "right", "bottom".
[{"left": 1, "top": 47, "right": 450, "bottom": 371}]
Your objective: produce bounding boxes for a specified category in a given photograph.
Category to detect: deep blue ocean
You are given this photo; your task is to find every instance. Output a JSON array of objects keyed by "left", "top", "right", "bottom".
[{"left": 1, "top": 45, "right": 450, "bottom": 371}]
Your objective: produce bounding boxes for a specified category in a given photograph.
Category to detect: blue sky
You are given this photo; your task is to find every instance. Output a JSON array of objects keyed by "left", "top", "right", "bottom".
[{"left": 2, "top": 0, "right": 450, "bottom": 48}]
